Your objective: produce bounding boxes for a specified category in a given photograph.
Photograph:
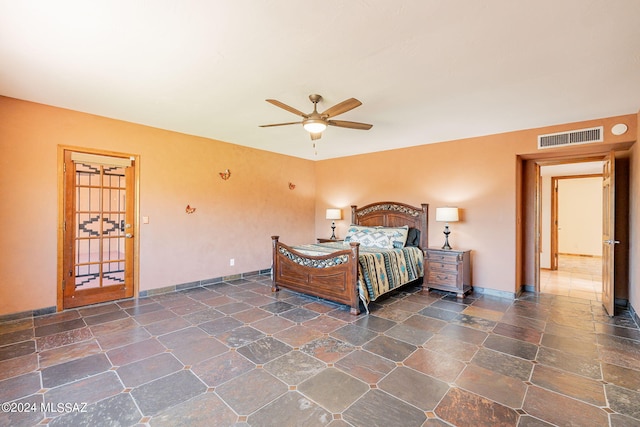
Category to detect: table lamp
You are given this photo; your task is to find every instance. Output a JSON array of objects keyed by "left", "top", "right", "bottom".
[
  {"left": 325, "top": 208, "right": 342, "bottom": 240},
  {"left": 435, "top": 207, "right": 459, "bottom": 250}
]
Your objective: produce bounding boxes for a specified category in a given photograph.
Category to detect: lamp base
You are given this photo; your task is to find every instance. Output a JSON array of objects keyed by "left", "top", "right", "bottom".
[
  {"left": 441, "top": 225, "right": 452, "bottom": 250},
  {"left": 330, "top": 222, "right": 337, "bottom": 240}
]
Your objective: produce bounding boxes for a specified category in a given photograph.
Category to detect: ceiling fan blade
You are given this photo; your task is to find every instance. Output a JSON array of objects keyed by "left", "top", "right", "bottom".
[
  {"left": 321, "top": 98, "right": 362, "bottom": 118},
  {"left": 327, "top": 120, "right": 373, "bottom": 130},
  {"left": 259, "top": 121, "right": 301, "bottom": 128},
  {"left": 310, "top": 132, "right": 322, "bottom": 141},
  {"left": 265, "top": 99, "right": 307, "bottom": 117}
]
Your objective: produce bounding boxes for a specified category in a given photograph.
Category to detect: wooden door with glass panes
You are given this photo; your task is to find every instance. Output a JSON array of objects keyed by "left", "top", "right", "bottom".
[{"left": 63, "top": 151, "right": 135, "bottom": 309}]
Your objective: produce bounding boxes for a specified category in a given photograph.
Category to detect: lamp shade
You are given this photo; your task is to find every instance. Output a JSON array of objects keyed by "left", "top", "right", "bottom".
[
  {"left": 435, "top": 207, "right": 459, "bottom": 222},
  {"left": 325, "top": 208, "right": 342, "bottom": 220}
]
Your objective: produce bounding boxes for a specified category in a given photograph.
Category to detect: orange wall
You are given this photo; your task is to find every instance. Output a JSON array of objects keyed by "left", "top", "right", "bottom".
[
  {"left": 316, "top": 136, "right": 517, "bottom": 294},
  {"left": 316, "top": 115, "right": 638, "bottom": 296},
  {"left": 0, "top": 96, "right": 316, "bottom": 315},
  {"left": 1, "top": 95, "right": 638, "bottom": 316}
]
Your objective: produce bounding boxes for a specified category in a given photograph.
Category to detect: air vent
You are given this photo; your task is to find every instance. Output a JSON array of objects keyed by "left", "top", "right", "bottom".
[{"left": 538, "top": 126, "right": 603, "bottom": 149}]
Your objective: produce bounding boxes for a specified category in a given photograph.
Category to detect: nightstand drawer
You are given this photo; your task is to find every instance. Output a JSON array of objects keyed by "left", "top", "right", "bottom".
[
  {"left": 425, "top": 251, "right": 459, "bottom": 264},
  {"left": 427, "top": 270, "right": 457, "bottom": 286},
  {"left": 428, "top": 262, "right": 458, "bottom": 273}
]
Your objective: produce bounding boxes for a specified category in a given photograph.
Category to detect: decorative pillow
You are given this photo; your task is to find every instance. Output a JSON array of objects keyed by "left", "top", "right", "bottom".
[
  {"left": 348, "top": 230, "right": 393, "bottom": 249},
  {"left": 344, "top": 225, "right": 375, "bottom": 243},
  {"left": 405, "top": 227, "right": 420, "bottom": 247},
  {"left": 344, "top": 225, "right": 409, "bottom": 249},
  {"left": 376, "top": 225, "right": 409, "bottom": 248}
]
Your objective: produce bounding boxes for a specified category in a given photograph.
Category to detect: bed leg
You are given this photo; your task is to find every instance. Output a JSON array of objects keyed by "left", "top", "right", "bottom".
[
  {"left": 350, "top": 305, "right": 360, "bottom": 315},
  {"left": 271, "top": 235, "right": 281, "bottom": 293}
]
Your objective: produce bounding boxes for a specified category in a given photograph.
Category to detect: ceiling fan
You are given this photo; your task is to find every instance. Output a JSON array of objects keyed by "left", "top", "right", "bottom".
[{"left": 260, "top": 94, "right": 373, "bottom": 140}]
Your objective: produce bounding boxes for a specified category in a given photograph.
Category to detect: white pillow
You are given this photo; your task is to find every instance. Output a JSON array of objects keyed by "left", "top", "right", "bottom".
[
  {"left": 344, "top": 225, "right": 373, "bottom": 240},
  {"left": 344, "top": 225, "right": 409, "bottom": 249},
  {"left": 348, "top": 230, "right": 394, "bottom": 249},
  {"left": 377, "top": 225, "right": 409, "bottom": 248}
]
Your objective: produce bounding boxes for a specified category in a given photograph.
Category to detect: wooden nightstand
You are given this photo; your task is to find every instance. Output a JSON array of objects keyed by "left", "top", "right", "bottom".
[
  {"left": 317, "top": 238, "right": 344, "bottom": 243},
  {"left": 424, "top": 247, "right": 471, "bottom": 298}
]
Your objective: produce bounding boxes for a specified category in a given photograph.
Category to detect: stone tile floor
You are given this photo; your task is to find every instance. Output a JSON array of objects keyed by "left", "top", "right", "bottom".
[{"left": 1, "top": 274, "right": 640, "bottom": 426}]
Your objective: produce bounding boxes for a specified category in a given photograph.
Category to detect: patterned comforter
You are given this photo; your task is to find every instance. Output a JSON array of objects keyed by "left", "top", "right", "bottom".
[{"left": 292, "top": 242, "right": 424, "bottom": 312}]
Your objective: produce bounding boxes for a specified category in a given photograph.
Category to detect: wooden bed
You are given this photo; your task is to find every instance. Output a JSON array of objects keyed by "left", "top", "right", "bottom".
[{"left": 271, "top": 201, "right": 428, "bottom": 315}]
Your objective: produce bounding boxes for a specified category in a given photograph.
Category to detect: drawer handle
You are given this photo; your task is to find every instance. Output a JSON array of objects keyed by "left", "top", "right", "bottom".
[{"left": 437, "top": 274, "right": 447, "bottom": 280}]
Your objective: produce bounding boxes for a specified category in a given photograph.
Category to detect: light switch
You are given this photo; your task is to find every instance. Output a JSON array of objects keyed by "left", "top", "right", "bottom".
[{"left": 143, "top": 216, "right": 149, "bottom": 224}]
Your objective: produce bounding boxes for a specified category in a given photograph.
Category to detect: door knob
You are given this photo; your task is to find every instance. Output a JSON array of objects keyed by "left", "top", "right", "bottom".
[
  {"left": 125, "top": 233, "right": 133, "bottom": 239},
  {"left": 603, "top": 239, "right": 620, "bottom": 244}
]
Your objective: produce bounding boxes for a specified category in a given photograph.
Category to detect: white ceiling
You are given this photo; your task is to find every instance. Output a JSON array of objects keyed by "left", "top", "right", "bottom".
[{"left": 1, "top": 1, "right": 639, "bottom": 160}]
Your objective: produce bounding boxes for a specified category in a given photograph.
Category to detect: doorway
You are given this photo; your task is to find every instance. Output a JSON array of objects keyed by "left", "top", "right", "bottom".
[
  {"left": 57, "top": 147, "right": 139, "bottom": 310},
  {"left": 523, "top": 150, "right": 628, "bottom": 317},
  {"left": 539, "top": 163, "right": 603, "bottom": 302}
]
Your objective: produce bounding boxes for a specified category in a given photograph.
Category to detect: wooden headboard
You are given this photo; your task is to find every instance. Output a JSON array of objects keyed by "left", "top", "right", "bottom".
[{"left": 351, "top": 201, "right": 429, "bottom": 249}]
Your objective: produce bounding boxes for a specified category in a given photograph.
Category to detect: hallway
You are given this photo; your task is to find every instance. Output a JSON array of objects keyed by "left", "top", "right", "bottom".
[{"left": 540, "top": 254, "right": 602, "bottom": 301}]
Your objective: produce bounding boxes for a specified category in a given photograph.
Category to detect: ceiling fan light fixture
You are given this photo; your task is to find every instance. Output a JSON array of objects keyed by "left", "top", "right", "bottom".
[{"left": 303, "top": 119, "right": 327, "bottom": 133}]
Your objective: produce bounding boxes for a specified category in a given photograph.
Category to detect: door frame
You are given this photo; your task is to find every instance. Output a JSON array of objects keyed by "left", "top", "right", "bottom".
[
  {"left": 531, "top": 155, "right": 610, "bottom": 294},
  {"left": 550, "top": 173, "right": 603, "bottom": 271},
  {"left": 57, "top": 145, "right": 140, "bottom": 311}
]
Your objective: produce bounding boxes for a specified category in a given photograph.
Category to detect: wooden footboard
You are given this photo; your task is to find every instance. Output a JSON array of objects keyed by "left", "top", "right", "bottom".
[{"left": 271, "top": 236, "right": 361, "bottom": 315}]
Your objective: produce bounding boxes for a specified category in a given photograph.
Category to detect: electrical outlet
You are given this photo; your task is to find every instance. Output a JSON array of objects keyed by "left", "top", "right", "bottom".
[{"left": 230, "top": 258, "right": 234, "bottom": 266}]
